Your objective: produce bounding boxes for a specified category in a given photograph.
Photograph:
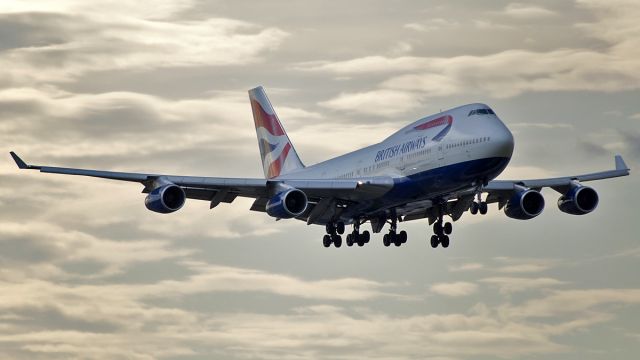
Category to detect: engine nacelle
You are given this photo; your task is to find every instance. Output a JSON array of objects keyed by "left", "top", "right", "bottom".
[
  {"left": 558, "top": 185, "right": 599, "bottom": 215},
  {"left": 266, "top": 188, "right": 308, "bottom": 219},
  {"left": 145, "top": 184, "right": 186, "bottom": 214},
  {"left": 504, "top": 189, "right": 545, "bottom": 220}
]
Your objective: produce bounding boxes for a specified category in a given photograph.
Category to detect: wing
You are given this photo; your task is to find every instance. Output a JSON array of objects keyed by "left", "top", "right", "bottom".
[
  {"left": 400, "top": 155, "right": 630, "bottom": 224},
  {"left": 9, "top": 152, "right": 393, "bottom": 213},
  {"left": 483, "top": 155, "right": 630, "bottom": 206}
]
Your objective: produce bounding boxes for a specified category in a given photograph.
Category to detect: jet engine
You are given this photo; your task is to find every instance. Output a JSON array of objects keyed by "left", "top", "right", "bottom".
[
  {"left": 266, "top": 188, "right": 308, "bottom": 219},
  {"left": 145, "top": 184, "right": 186, "bottom": 214},
  {"left": 558, "top": 185, "right": 599, "bottom": 215},
  {"left": 504, "top": 189, "right": 545, "bottom": 220}
]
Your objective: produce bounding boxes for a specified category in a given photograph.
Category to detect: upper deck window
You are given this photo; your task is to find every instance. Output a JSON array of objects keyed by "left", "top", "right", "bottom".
[{"left": 468, "top": 108, "right": 495, "bottom": 116}]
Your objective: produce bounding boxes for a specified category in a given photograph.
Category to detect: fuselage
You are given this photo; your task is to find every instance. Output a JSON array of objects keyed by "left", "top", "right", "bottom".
[{"left": 278, "top": 103, "right": 515, "bottom": 213}]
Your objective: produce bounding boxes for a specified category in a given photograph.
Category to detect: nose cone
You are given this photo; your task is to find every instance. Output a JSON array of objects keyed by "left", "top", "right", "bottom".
[{"left": 492, "top": 120, "right": 515, "bottom": 159}]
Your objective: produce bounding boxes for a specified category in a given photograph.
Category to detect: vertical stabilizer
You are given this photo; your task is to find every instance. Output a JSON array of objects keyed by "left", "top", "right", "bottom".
[{"left": 249, "top": 86, "right": 305, "bottom": 179}]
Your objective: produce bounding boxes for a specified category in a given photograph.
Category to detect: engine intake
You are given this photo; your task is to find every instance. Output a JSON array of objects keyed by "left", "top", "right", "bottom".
[
  {"left": 504, "top": 189, "right": 545, "bottom": 220},
  {"left": 558, "top": 185, "right": 599, "bottom": 215},
  {"left": 266, "top": 188, "right": 308, "bottom": 219},
  {"left": 145, "top": 184, "right": 186, "bottom": 214}
]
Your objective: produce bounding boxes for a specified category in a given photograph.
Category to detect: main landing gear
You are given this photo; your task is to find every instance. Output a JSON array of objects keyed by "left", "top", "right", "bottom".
[
  {"left": 322, "top": 221, "right": 345, "bottom": 248},
  {"left": 323, "top": 221, "right": 370, "bottom": 248},
  {"left": 346, "top": 222, "right": 370, "bottom": 247},
  {"left": 470, "top": 193, "right": 488, "bottom": 215},
  {"left": 383, "top": 217, "right": 407, "bottom": 247},
  {"left": 430, "top": 216, "right": 452, "bottom": 248}
]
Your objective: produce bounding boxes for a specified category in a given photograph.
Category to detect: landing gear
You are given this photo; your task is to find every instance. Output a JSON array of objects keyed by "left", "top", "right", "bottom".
[
  {"left": 347, "top": 221, "right": 370, "bottom": 247},
  {"left": 430, "top": 209, "right": 452, "bottom": 248},
  {"left": 383, "top": 217, "right": 408, "bottom": 247},
  {"left": 323, "top": 221, "right": 344, "bottom": 248},
  {"left": 471, "top": 192, "right": 488, "bottom": 215},
  {"left": 325, "top": 220, "right": 369, "bottom": 248}
]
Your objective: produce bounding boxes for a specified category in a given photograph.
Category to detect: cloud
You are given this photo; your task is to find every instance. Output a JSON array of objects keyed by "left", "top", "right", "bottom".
[
  {"left": 500, "top": 3, "right": 558, "bottom": 19},
  {"left": 404, "top": 18, "right": 460, "bottom": 32},
  {"left": 0, "top": 2, "right": 288, "bottom": 86},
  {"left": 449, "top": 263, "right": 484, "bottom": 272},
  {"left": 431, "top": 282, "right": 478, "bottom": 297},
  {"left": 505, "top": 289, "right": 640, "bottom": 318},
  {"left": 481, "top": 277, "right": 565, "bottom": 294},
  {"left": 319, "top": 89, "right": 422, "bottom": 117},
  {"left": 301, "top": 0, "right": 640, "bottom": 116}
]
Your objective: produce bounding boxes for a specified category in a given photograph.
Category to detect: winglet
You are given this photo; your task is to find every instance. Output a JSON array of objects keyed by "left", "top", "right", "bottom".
[
  {"left": 615, "top": 155, "right": 629, "bottom": 171},
  {"left": 9, "top": 152, "right": 39, "bottom": 170}
]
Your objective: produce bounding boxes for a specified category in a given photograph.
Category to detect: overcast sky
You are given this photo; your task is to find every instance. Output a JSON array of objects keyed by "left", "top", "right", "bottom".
[{"left": 0, "top": 0, "right": 638, "bottom": 359}]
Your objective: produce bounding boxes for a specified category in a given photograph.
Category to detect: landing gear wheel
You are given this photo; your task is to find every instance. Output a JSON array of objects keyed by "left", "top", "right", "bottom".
[
  {"left": 346, "top": 234, "right": 354, "bottom": 247},
  {"left": 326, "top": 223, "right": 334, "bottom": 234},
  {"left": 430, "top": 235, "right": 439, "bottom": 248},
  {"left": 440, "top": 235, "right": 450, "bottom": 248},
  {"left": 323, "top": 234, "right": 331, "bottom": 248},
  {"left": 479, "top": 202, "right": 488, "bottom": 215},
  {"left": 356, "top": 233, "right": 365, "bottom": 247},
  {"left": 332, "top": 234, "right": 342, "bottom": 248},
  {"left": 362, "top": 231, "right": 370, "bottom": 243},
  {"left": 393, "top": 234, "right": 402, "bottom": 247},
  {"left": 336, "top": 222, "right": 345, "bottom": 235},
  {"left": 433, "top": 222, "right": 443, "bottom": 235},
  {"left": 383, "top": 234, "right": 391, "bottom": 247},
  {"left": 444, "top": 222, "right": 452, "bottom": 235},
  {"left": 470, "top": 202, "right": 478, "bottom": 215},
  {"left": 399, "top": 230, "right": 407, "bottom": 244}
]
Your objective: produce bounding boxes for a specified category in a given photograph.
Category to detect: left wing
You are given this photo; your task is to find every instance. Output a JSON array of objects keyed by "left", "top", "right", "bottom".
[
  {"left": 401, "top": 155, "right": 630, "bottom": 224},
  {"left": 485, "top": 155, "right": 630, "bottom": 193},
  {"left": 9, "top": 152, "right": 393, "bottom": 212}
]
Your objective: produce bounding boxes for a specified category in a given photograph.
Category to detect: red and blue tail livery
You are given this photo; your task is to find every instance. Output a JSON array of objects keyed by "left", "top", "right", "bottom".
[{"left": 249, "top": 86, "right": 305, "bottom": 179}]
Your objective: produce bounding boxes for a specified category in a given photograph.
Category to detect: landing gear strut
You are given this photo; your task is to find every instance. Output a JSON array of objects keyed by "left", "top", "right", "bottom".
[{"left": 383, "top": 217, "right": 408, "bottom": 247}]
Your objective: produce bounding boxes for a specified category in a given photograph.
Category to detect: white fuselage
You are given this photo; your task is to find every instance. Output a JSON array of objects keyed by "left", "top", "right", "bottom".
[{"left": 279, "top": 103, "right": 514, "bottom": 183}]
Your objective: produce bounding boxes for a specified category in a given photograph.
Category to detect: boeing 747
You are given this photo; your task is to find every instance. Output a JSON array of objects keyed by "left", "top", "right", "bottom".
[{"left": 10, "top": 86, "right": 630, "bottom": 248}]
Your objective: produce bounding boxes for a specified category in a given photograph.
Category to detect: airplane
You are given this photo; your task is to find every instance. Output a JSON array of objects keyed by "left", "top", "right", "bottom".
[{"left": 10, "top": 86, "right": 630, "bottom": 248}]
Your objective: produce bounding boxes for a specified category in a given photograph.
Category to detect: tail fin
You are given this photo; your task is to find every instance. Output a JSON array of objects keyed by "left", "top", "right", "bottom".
[{"left": 249, "top": 86, "right": 305, "bottom": 179}]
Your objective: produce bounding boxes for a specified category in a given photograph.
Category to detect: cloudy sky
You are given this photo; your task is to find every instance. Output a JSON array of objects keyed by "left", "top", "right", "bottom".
[{"left": 0, "top": 0, "right": 638, "bottom": 359}]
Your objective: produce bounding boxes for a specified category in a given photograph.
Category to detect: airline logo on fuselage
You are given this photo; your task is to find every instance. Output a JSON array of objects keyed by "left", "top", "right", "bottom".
[{"left": 374, "top": 114, "right": 454, "bottom": 162}]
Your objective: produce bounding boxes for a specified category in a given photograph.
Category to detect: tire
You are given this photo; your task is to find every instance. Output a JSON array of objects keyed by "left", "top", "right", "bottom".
[
  {"left": 332, "top": 234, "right": 342, "bottom": 248},
  {"left": 444, "top": 222, "right": 452, "bottom": 235},
  {"left": 326, "top": 223, "right": 334, "bottom": 234},
  {"left": 383, "top": 234, "right": 390, "bottom": 247},
  {"left": 336, "top": 222, "right": 345, "bottom": 235},
  {"left": 441, "top": 235, "right": 450, "bottom": 248},
  {"left": 362, "top": 231, "right": 370, "bottom": 243},
  {"left": 399, "top": 230, "right": 407, "bottom": 243},
  {"left": 433, "top": 222, "right": 442, "bottom": 235},
  {"left": 479, "top": 202, "right": 488, "bottom": 215},
  {"left": 470, "top": 202, "right": 478, "bottom": 215},
  {"left": 394, "top": 236, "right": 402, "bottom": 247},
  {"left": 323, "top": 234, "right": 331, "bottom": 248},
  {"left": 430, "top": 235, "right": 439, "bottom": 248},
  {"left": 346, "top": 234, "right": 353, "bottom": 247}
]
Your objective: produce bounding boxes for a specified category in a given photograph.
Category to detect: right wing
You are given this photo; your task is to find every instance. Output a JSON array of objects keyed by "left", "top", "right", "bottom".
[{"left": 10, "top": 152, "right": 393, "bottom": 214}]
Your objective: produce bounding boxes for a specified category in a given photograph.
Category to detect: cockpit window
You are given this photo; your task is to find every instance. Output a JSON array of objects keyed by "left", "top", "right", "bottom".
[{"left": 468, "top": 108, "right": 496, "bottom": 116}]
